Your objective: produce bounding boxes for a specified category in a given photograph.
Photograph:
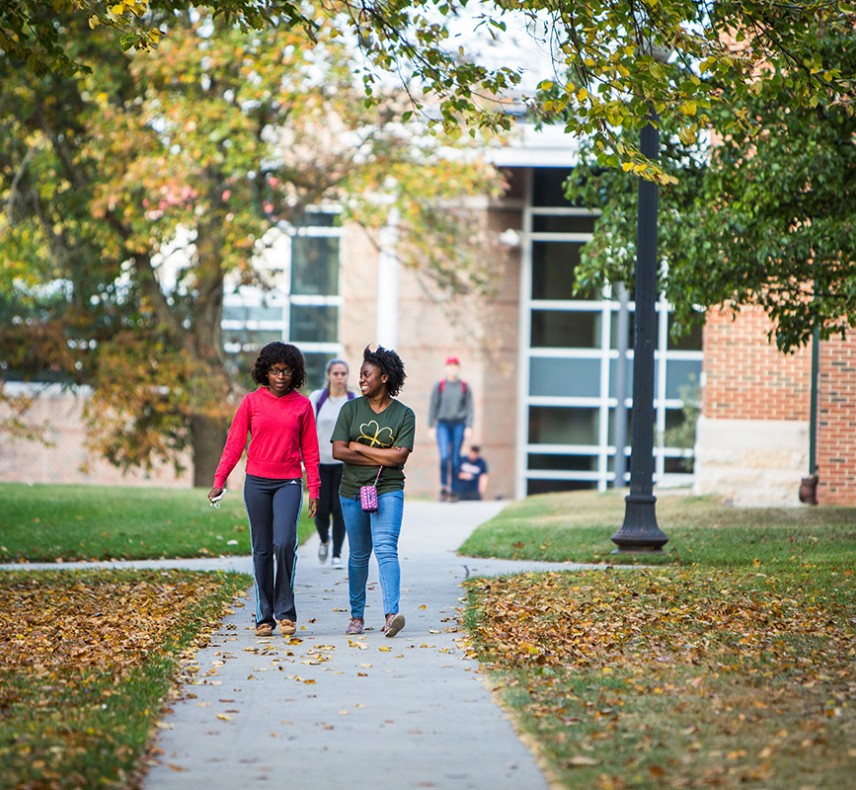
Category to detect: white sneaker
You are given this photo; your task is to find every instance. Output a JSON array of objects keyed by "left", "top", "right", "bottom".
[
  {"left": 331, "top": 556, "right": 343, "bottom": 569},
  {"left": 318, "top": 540, "right": 330, "bottom": 562}
]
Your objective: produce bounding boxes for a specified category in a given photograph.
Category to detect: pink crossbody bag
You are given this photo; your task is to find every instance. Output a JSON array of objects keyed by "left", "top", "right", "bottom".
[{"left": 359, "top": 466, "right": 383, "bottom": 512}]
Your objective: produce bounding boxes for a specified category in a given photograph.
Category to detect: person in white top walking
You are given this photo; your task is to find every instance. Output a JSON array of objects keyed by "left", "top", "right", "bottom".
[{"left": 308, "top": 359, "right": 356, "bottom": 567}]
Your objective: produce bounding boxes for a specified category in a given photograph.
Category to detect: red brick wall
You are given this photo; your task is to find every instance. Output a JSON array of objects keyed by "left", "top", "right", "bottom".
[
  {"left": 817, "top": 336, "right": 856, "bottom": 505},
  {"left": 702, "top": 306, "right": 856, "bottom": 505},
  {"left": 702, "top": 306, "right": 811, "bottom": 420}
]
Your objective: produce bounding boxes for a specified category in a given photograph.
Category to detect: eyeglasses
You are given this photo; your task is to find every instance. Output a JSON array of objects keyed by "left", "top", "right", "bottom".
[{"left": 269, "top": 367, "right": 292, "bottom": 378}]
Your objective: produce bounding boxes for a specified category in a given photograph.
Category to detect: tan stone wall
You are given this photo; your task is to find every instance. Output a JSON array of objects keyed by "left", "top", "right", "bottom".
[
  {"left": 694, "top": 417, "right": 809, "bottom": 506},
  {"left": 0, "top": 386, "right": 194, "bottom": 488}
]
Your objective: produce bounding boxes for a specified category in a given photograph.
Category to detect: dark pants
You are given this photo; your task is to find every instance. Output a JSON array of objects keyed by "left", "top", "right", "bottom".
[
  {"left": 243, "top": 475, "right": 303, "bottom": 625},
  {"left": 315, "top": 463, "right": 347, "bottom": 558}
]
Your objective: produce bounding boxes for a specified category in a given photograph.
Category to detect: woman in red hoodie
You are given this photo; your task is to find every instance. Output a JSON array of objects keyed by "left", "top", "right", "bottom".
[{"left": 208, "top": 342, "right": 320, "bottom": 637}]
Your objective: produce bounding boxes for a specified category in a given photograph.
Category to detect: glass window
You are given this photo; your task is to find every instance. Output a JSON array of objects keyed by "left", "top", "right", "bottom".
[
  {"left": 607, "top": 454, "right": 631, "bottom": 476},
  {"left": 293, "top": 211, "right": 339, "bottom": 228},
  {"left": 529, "top": 357, "right": 601, "bottom": 398},
  {"left": 528, "top": 406, "right": 599, "bottom": 445},
  {"left": 527, "top": 479, "right": 595, "bottom": 495},
  {"left": 607, "top": 407, "right": 633, "bottom": 446},
  {"left": 664, "top": 407, "right": 687, "bottom": 435},
  {"left": 532, "top": 214, "right": 597, "bottom": 234},
  {"left": 664, "top": 360, "right": 702, "bottom": 400},
  {"left": 222, "top": 302, "right": 284, "bottom": 323},
  {"left": 291, "top": 236, "right": 340, "bottom": 296},
  {"left": 528, "top": 453, "right": 598, "bottom": 472},
  {"left": 607, "top": 356, "right": 634, "bottom": 398},
  {"left": 289, "top": 304, "right": 338, "bottom": 344},
  {"left": 532, "top": 242, "right": 597, "bottom": 300},
  {"left": 531, "top": 310, "right": 601, "bottom": 349},
  {"left": 667, "top": 314, "right": 704, "bottom": 351},
  {"left": 664, "top": 455, "right": 694, "bottom": 474},
  {"left": 302, "top": 352, "right": 329, "bottom": 392},
  {"left": 532, "top": 168, "right": 573, "bottom": 207}
]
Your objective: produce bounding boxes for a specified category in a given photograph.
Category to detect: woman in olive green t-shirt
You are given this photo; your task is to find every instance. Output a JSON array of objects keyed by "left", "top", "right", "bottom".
[{"left": 331, "top": 345, "right": 415, "bottom": 639}]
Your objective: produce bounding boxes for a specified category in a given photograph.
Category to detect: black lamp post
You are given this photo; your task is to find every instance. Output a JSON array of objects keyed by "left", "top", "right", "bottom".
[{"left": 611, "top": 110, "right": 669, "bottom": 552}]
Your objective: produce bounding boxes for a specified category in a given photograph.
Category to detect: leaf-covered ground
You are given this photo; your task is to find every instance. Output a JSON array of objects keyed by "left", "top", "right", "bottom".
[
  {"left": 464, "top": 567, "right": 856, "bottom": 788},
  {"left": 0, "top": 569, "right": 249, "bottom": 789}
]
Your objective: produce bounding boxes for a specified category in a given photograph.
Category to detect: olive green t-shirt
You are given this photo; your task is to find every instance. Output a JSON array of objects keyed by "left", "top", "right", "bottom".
[{"left": 330, "top": 397, "right": 416, "bottom": 497}]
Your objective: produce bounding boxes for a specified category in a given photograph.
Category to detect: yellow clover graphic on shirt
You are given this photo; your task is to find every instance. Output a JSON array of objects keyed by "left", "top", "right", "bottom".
[{"left": 358, "top": 421, "right": 395, "bottom": 448}]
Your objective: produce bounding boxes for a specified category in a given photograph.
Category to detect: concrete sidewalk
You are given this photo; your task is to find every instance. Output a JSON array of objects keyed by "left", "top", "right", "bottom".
[
  {"left": 13, "top": 499, "right": 598, "bottom": 790},
  {"left": 141, "top": 498, "right": 599, "bottom": 790}
]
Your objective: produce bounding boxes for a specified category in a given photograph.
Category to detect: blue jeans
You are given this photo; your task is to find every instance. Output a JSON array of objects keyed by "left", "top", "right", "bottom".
[
  {"left": 244, "top": 475, "right": 303, "bottom": 625},
  {"left": 340, "top": 490, "right": 404, "bottom": 620},
  {"left": 436, "top": 419, "right": 466, "bottom": 492}
]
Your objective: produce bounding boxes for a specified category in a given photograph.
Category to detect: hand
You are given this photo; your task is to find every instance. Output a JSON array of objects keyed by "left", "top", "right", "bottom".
[
  {"left": 207, "top": 486, "right": 224, "bottom": 503},
  {"left": 308, "top": 497, "right": 319, "bottom": 519}
]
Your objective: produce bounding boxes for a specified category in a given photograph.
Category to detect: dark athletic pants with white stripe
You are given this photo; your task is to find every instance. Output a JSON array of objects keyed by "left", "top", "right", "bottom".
[{"left": 244, "top": 474, "right": 303, "bottom": 627}]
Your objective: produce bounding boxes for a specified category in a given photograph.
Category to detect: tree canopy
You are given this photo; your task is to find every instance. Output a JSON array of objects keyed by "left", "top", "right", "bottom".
[
  {"left": 565, "top": 18, "right": 855, "bottom": 351},
  {"left": 0, "top": 6, "right": 502, "bottom": 480},
  {"left": 5, "top": 2, "right": 853, "bottom": 175}
]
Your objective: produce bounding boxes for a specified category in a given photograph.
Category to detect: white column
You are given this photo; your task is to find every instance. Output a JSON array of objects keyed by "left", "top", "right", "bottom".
[{"left": 375, "top": 207, "right": 400, "bottom": 348}]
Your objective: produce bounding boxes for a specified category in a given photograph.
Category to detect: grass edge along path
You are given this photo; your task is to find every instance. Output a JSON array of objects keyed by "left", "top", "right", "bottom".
[
  {"left": 0, "top": 568, "right": 252, "bottom": 790},
  {"left": 458, "top": 489, "right": 856, "bottom": 568}
]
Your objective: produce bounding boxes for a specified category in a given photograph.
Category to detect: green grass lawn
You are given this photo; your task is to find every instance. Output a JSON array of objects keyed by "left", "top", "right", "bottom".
[
  {"left": 461, "top": 490, "right": 856, "bottom": 788},
  {"left": 459, "top": 489, "right": 856, "bottom": 567},
  {"left": 0, "top": 482, "right": 316, "bottom": 562}
]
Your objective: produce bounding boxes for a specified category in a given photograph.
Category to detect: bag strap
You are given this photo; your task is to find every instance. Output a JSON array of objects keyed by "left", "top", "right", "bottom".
[
  {"left": 316, "top": 388, "right": 356, "bottom": 415},
  {"left": 373, "top": 466, "right": 383, "bottom": 485},
  {"left": 314, "top": 388, "right": 329, "bottom": 416}
]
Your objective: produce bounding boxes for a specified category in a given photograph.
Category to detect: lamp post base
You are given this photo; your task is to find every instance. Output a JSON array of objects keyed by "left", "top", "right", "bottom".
[{"left": 611, "top": 493, "right": 669, "bottom": 553}]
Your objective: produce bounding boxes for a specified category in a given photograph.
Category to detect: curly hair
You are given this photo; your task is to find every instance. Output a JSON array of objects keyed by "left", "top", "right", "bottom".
[
  {"left": 252, "top": 342, "right": 307, "bottom": 390},
  {"left": 363, "top": 344, "right": 406, "bottom": 397}
]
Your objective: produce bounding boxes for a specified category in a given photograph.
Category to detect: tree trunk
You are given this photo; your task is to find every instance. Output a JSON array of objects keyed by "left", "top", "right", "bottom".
[{"left": 191, "top": 414, "right": 228, "bottom": 488}]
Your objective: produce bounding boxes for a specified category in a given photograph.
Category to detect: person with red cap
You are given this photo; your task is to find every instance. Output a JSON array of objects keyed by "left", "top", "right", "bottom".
[{"left": 428, "top": 355, "right": 474, "bottom": 501}]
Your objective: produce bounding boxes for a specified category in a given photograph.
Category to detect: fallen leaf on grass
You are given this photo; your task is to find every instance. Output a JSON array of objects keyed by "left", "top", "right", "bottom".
[{"left": 566, "top": 756, "right": 598, "bottom": 767}]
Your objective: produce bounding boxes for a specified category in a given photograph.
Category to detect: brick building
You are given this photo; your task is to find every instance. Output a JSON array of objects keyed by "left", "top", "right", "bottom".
[{"left": 694, "top": 306, "right": 855, "bottom": 505}]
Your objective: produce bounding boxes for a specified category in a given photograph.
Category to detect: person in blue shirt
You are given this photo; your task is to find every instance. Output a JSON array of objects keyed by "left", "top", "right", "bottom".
[{"left": 457, "top": 445, "right": 489, "bottom": 501}]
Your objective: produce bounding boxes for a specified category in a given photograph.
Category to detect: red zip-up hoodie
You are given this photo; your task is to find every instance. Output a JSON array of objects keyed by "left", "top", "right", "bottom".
[{"left": 213, "top": 387, "right": 320, "bottom": 497}]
